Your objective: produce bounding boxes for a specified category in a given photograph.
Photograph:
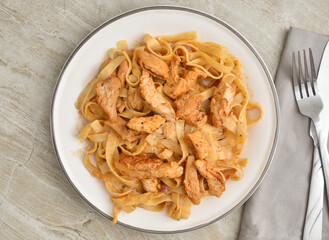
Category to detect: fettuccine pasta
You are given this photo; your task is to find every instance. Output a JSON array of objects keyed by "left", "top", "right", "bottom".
[{"left": 76, "top": 31, "right": 262, "bottom": 224}]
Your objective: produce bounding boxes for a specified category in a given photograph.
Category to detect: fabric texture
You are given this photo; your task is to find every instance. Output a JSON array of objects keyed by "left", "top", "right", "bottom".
[{"left": 239, "top": 27, "right": 329, "bottom": 240}]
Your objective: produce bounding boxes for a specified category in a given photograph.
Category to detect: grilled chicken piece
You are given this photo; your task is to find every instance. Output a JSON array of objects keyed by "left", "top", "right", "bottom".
[
  {"left": 139, "top": 71, "right": 175, "bottom": 120},
  {"left": 141, "top": 179, "right": 159, "bottom": 192},
  {"left": 137, "top": 50, "right": 169, "bottom": 80},
  {"left": 96, "top": 76, "right": 122, "bottom": 121},
  {"left": 163, "top": 56, "right": 188, "bottom": 99},
  {"left": 190, "top": 66, "right": 208, "bottom": 79},
  {"left": 184, "top": 70, "right": 200, "bottom": 88},
  {"left": 144, "top": 121, "right": 176, "bottom": 147},
  {"left": 127, "top": 115, "right": 166, "bottom": 133},
  {"left": 194, "top": 160, "right": 226, "bottom": 197},
  {"left": 117, "top": 59, "right": 129, "bottom": 87},
  {"left": 96, "top": 75, "right": 141, "bottom": 142},
  {"left": 163, "top": 56, "right": 201, "bottom": 99},
  {"left": 126, "top": 49, "right": 134, "bottom": 59},
  {"left": 162, "top": 121, "right": 176, "bottom": 140},
  {"left": 186, "top": 130, "right": 212, "bottom": 160},
  {"left": 115, "top": 155, "right": 184, "bottom": 179},
  {"left": 163, "top": 78, "right": 189, "bottom": 100},
  {"left": 127, "top": 89, "right": 144, "bottom": 111},
  {"left": 174, "top": 94, "right": 207, "bottom": 127},
  {"left": 106, "top": 116, "right": 141, "bottom": 142},
  {"left": 210, "top": 80, "right": 235, "bottom": 128},
  {"left": 171, "top": 55, "right": 181, "bottom": 81},
  {"left": 184, "top": 156, "right": 201, "bottom": 205}
]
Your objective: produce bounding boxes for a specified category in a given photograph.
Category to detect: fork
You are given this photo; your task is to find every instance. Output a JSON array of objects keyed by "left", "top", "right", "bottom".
[{"left": 292, "top": 49, "right": 329, "bottom": 239}]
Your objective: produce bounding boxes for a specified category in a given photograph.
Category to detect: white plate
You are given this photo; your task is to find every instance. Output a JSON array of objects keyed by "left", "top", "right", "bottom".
[{"left": 51, "top": 6, "right": 280, "bottom": 233}]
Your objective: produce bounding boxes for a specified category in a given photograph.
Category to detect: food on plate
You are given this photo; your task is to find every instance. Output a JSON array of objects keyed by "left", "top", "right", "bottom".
[{"left": 75, "top": 31, "right": 262, "bottom": 224}]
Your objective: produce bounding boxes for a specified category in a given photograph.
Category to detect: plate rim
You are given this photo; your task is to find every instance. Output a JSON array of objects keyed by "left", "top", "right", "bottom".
[{"left": 50, "top": 5, "right": 281, "bottom": 234}]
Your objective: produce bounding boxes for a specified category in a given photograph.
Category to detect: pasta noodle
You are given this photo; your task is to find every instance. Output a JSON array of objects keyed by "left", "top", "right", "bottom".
[{"left": 76, "top": 31, "right": 262, "bottom": 224}]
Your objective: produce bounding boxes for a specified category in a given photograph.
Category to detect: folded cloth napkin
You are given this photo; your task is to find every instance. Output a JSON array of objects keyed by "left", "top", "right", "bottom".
[{"left": 239, "top": 27, "right": 329, "bottom": 240}]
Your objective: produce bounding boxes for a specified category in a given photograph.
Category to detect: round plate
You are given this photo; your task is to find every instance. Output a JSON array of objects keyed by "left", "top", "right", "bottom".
[{"left": 51, "top": 6, "right": 280, "bottom": 233}]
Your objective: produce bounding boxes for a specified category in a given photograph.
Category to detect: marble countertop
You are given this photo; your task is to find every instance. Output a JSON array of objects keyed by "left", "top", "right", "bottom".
[{"left": 1, "top": 0, "right": 328, "bottom": 239}]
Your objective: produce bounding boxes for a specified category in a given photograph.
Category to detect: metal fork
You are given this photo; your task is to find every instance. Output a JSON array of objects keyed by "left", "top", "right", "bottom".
[{"left": 292, "top": 49, "right": 329, "bottom": 239}]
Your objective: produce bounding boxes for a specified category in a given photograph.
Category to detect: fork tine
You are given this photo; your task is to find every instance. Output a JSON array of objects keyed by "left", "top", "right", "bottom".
[
  {"left": 292, "top": 52, "right": 301, "bottom": 99},
  {"left": 309, "top": 48, "right": 316, "bottom": 95},
  {"left": 298, "top": 51, "right": 308, "bottom": 99},
  {"left": 303, "top": 49, "right": 310, "bottom": 97}
]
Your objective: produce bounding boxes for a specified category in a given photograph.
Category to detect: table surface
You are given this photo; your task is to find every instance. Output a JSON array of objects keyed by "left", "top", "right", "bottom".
[{"left": 1, "top": 0, "right": 328, "bottom": 239}]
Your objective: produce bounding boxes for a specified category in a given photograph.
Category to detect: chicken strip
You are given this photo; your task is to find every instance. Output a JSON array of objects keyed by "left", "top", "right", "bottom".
[
  {"left": 115, "top": 155, "right": 183, "bottom": 179},
  {"left": 194, "top": 160, "right": 226, "bottom": 198},
  {"left": 186, "top": 130, "right": 212, "bottom": 160},
  {"left": 163, "top": 78, "right": 189, "bottom": 100},
  {"left": 168, "top": 55, "right": 181, "bottom": 82},
  {"left": 174, "top": 94, "right": 207, "bottom": 127},
  {"left": 106, "top": 116, "right": 141, "bottom": 142},
  {"left": 162, "top": 121, "right": 176, "bottom": 140},
  {"left": 184, "top": 156, "right": 201, "bottom": 205},
  {"left": 163, "top": 70, "right": 200, "bottom": 99},
  {"left": 127, "top": 89, "right": 144, "bottom": 111},
  {"left": 210, "top": 80, "right": 235, "bottom": 128},
  {"left": 96, "top": 75, "right": 141, "bottom": 142},
  {"left": 141, "top": 179, "right": 159, "bottom": 192},
  {"left": 184, "top": 70, "right": 200, "bottom": 88},
  {"left": 117, "top": 59, "right": 129, "bottom": 87},
  {"left": 163, "top": 56, "right": 201, "bottom": 99},
  {"left": 96, "top": 76, "right": 122, "bottom": 121},
  {"left": 190, "top": 66, "right": 208, "bottom": 79},
  {"left": 144, "top": 121, "right": 176, "bottom": 146},
  {"left": 127, "top": 115, "right": 166, "bottom": 133},
  {"left": 139, "top": 71, "right": 175, "bottom": 120},
  {"left": 163, "top": 56, "right": 188, "bottom": 99},
  {"left": 137, "top": 50, "right": 169, "bottom": 80}
]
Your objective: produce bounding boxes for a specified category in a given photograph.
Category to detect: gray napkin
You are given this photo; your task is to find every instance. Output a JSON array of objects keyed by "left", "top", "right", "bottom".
[{"left": 239, "top": 27, "right": 329, "bottom": 240}]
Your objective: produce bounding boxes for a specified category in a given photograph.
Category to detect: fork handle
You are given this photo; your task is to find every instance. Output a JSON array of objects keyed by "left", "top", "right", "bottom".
[
  {"left": 303, "top": 142, "right": 323, "bottom": 240},
  {"left": 314, "top": 122, "right": 329, "bottom": 207}
]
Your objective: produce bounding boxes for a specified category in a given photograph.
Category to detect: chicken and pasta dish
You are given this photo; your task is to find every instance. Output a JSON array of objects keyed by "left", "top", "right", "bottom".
[{"left": 75, "top": 31, "right": 262, "bottom": 224}]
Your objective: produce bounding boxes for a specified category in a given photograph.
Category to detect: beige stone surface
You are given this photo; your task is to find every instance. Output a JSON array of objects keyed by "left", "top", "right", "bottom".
[{"left": 0, "top": 0, "right": 328, "bottom": 239}]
